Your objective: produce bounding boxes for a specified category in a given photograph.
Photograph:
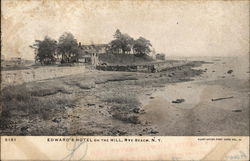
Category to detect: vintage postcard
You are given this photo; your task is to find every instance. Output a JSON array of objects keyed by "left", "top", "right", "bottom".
[{"left": 1, "top": 0, "right": 249, "bottom": 160}]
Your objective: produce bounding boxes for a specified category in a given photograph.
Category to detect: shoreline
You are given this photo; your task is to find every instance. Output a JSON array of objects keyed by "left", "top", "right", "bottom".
[
  {"left": 139, "top": 57, "right": 249, "bottom": 136},
  {"left": 0, "top": 60, "right": 205, "bottom": 135},
  {"left": 0, "top": 57, "right": 249, "bottom": 136}
]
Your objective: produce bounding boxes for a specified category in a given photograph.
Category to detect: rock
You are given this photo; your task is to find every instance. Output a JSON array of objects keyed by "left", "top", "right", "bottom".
[
  {"left": 64, "top": 106, "right": 69, "bottom": 110},
  {"left": 232, "top": 109, "right": 242, "bottom": 112},
  {"left": 99, "top": 105, "right": 104, "bottom": 108},
  {"left": 133, "top": 108, "right": 140, "bottom": 113},
  {"left": 150, "top": 129, "right": 159, "bottom": 134},
  {"left": 52, "top": 118, "right": 61, "bottom": 123},
  {"left": 111, "top": 129, "right": 127, "bottom": 136},
  {"left": 212, "top": 70, "right": 215, "bottom": 72},
  {"left": 172, "top": 99, "right": 185, "bottom": 104},
  {"left": 227, "top": 70, "right": 233, "bottom": 74},
  {"left": 87, "top": 103, "right": 95, "bottom": 106},
  {"left": 149, "top": 97, "right": 155, "bottom": 99},
  {"left": 21, "top": 126, "right": 29, "bottom": 132},
  {"left": 139, "top": 109, "right": 145, "bottom": 114},
  {"left": 20, "top": 126, "right": 31, "bottom": 135}
]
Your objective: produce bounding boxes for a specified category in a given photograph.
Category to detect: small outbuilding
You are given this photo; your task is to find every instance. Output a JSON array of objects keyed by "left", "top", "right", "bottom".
[{"left": 155, "top": 53, "right": 165, "bottom": 60}]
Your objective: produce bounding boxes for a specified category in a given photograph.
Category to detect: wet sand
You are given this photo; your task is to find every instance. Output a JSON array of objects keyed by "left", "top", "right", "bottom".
[{"left": 140, "top": 56, "right": 249, "bottom": 135}]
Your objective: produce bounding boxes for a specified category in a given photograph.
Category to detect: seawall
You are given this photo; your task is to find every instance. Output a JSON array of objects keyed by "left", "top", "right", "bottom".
[
  {"left": 96, "top": 60, "right": 188, "bottom": 73},
  {"left": 1, "top": 66, "right": 86, "bottom": 88}
]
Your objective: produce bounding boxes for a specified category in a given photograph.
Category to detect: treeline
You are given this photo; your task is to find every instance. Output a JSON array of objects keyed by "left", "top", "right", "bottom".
[
  {"left": 30, "top": 32, "right": 80, "bottom": 65},
  {"left": 108, "top": 29, "right": 152, "bottom": 56},
  {"left": 30, "top": 30, "right": 153, "bottom": 65}
]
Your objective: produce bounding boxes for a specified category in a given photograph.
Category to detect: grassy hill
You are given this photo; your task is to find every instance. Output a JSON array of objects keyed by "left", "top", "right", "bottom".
[{"left": 99, "top": 53, "right": 154, "bottom": 65}]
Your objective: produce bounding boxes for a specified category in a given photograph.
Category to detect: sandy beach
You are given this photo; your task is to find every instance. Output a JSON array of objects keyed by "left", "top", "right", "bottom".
[{"left": 140, "top": 56, "right": 249, "bottom": 135}]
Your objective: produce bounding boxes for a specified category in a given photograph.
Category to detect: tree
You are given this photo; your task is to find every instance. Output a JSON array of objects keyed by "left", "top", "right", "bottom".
[
  {"left": 133, "top": 37, "right": 152, "bottom": 56},
  {"left": 57, "top": 32, "right": 80, "bottom": 63},
  {"left": 120, "top": 33, "right": 134, "bottom": 54},
  {"left": 30, "top": 36, "right": 57, "bottom": 65},
  {"left": 109, "top": 29, "right": 134, "bottom": 54},
  {"left": 113, "top": 29, "right": 122, "bottom": 39}
]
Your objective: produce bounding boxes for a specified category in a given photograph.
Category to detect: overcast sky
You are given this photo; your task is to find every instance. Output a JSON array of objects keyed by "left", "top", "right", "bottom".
[{"left": 1, "top": 0, "right": 249, "bottom": 60}]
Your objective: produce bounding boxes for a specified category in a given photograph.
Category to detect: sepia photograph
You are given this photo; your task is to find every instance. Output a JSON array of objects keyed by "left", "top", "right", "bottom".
[{"left": 1, "top": 0, "right": 249, "bottom": 138}]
